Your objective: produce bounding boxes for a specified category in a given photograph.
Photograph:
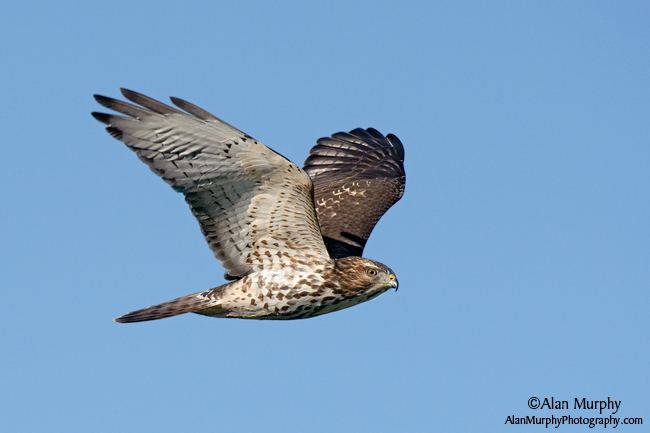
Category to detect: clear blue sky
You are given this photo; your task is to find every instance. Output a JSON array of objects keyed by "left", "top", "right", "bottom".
[{"left": 1, "top": 1, "right": 648, "bottom": 432}]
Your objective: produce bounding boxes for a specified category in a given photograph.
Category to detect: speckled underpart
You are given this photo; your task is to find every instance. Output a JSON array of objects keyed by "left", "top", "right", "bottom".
[
  {"left": 116, "top": 257, "right": 397, "bottom": 322},
  {"left": 201, "top": 258, "right": 394, "bottom": 320}
]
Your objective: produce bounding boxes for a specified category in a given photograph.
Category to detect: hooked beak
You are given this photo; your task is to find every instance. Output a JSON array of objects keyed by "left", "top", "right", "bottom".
[{"left": 388, "top": 274, "right": 399, "bottom": 291}]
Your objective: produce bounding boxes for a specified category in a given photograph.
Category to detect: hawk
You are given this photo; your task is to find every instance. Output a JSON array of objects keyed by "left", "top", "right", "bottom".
[{"left": 92, "top": 89, "right": 405, "bottom": 322}]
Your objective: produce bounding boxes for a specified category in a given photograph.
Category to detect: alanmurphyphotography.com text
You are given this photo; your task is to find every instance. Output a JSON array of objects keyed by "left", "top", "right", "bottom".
[{"left": 504, "top": 396, "right": 643, "bottom": 429}]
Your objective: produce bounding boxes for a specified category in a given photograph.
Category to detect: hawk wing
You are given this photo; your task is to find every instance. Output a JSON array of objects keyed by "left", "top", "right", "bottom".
[
  {"left": 303, "top": 128, "right": 405, "bottom": 258},
  {"left": 92, "top": 89, "right": 329, "bottom": 279}
]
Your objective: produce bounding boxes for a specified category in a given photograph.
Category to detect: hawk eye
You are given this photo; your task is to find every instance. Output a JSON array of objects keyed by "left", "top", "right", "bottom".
[{"left": 367, "top": 268, "right": 378, "bottom": 277}]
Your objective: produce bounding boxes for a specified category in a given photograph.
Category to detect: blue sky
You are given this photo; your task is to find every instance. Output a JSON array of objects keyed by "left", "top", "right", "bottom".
[{"left": 1, "top": 1, "right": 648, "bottom": 432}]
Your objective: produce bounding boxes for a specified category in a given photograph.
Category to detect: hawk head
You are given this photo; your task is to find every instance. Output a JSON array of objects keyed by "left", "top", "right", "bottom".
[{"left": 334, "top": 256, "right": 399, "bottom": 295}]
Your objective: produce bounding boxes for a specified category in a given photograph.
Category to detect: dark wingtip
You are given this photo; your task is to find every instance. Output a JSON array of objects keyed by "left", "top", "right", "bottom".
[
  {"left": 169, "top": 96, "right": 185, "bottom": 106},
  {"left": 120, "top": 88, "right": 151, "bottom": 105},
  {"left": 93, "top": 94, "right": 111, "bottom": 105},
  {"left": 94, "top": 94, "right": 123, "bottom": 111},
  {"left": 365, "top": 127, "right": 384, "bottom": 139},
  {"left": 91, "top": 111, "right": 111, "bottom": 124},
  {"left": 119, "top": 88, "right": 181, "bottom": 114},
  {"left": 119, "top": 87, "right": 137, "bottom": 99},
  {"left": 386, "top": 133, "right": 405, "bottom": 160},
  {"left": 170, "top": 96, "right": 221, "bottom": 122}
]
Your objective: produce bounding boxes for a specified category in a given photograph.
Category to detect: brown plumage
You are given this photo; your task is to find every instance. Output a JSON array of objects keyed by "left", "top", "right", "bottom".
[
  {"left": 116, "top": 257, "right": 397, "bottom": 322},
  {"left": 304, "top": 128, "right": 405, "bottom": 258},
  {"left": 92, "top": 89, "right": 404, "bottom": 323}
]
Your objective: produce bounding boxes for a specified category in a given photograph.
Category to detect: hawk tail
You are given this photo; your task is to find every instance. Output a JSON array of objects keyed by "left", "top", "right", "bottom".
[{"left": 114, "top": 290, "right": 220, "bottom": 323}]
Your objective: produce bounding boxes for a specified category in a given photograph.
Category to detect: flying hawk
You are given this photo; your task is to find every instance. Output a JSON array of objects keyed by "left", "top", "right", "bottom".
[{"left": 92, "top": 89, "right": 405, "bottom": 322}]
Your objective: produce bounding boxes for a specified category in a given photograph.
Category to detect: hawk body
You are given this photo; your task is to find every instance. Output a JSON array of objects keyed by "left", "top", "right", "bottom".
[
  {"left": 116, "top": 257, "right": 394, "bottom": 322},
  {"left": 92, "top": 89, "right": 405, "bottom": 323}
]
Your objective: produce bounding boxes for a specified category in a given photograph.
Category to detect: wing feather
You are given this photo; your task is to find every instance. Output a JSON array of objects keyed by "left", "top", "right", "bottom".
[
  {"left": 304, "top": 128, "right": 405, "bottom": 258},
  {"left": 93, "top": 89, "right": 329, "bottom": 278}
]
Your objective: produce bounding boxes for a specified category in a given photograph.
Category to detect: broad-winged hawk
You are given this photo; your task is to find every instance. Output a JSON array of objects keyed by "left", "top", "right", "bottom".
[{"left": 92, "top": 89, "right": 405, "bottom": 322}]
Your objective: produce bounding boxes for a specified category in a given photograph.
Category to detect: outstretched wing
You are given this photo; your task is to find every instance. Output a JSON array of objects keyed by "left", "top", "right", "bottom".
[
  {"left": 93, "top": 89, "right": 329, "bottom": 279},
  {"left": 303, "top": 128, "right": 405, "bottom": 258}
]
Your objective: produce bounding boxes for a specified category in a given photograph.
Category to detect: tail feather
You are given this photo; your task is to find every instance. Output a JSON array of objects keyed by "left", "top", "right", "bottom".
[{"left": 114, "top": 291, "right": 217, "bottom": 323}]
